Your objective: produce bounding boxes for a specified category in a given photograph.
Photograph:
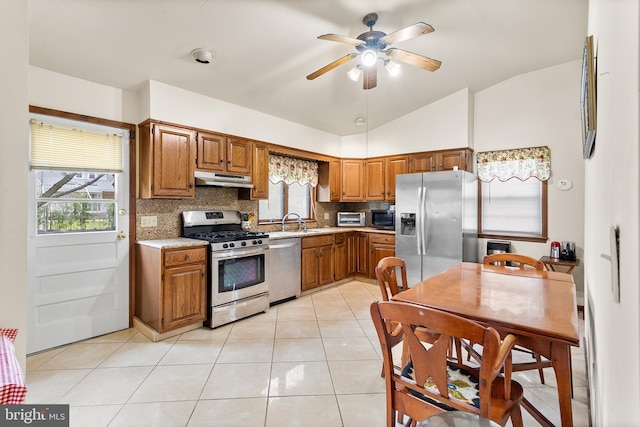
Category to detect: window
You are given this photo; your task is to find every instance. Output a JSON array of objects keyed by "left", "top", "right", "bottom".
[
  {"left": 30, "top": 116, "right": 124, "bottom": 234},
  {"left": 258, "top": 181, "right": 313, "bottom": 222},
  {"left": 479, "top": 178, "right": 547, "bottom": 242},
  {"left": 477, "top": 146, "right": 550, "bottom": 242},
  {"left": 258, "top": 154, "right": 318, "bottom": 222}
]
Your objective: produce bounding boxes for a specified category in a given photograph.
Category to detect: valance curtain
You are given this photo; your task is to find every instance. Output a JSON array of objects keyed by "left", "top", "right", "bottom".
[
  {"left": 30, "top": 119, "right": 123, "bottom": 172},
  {"left": 268, "top": 154, "right": 318, "bottom": 187},
  {"left": 476, "top": 146, "right": 550, "bottom": 182}
]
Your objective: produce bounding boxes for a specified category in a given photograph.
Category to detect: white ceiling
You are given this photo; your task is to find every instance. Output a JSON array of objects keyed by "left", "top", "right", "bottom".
[{"left": 28, "top": 0, "right": 588, "bottom": 136}]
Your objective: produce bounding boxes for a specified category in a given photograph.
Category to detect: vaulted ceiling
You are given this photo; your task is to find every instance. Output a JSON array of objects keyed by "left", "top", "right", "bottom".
[{"left": 29, "top": 0, "right": 588, "bottom": 136}]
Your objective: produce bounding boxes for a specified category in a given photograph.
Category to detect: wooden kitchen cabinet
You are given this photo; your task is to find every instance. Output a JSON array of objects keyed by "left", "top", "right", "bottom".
[
  {"left": 369, "top": 233, "right": 396, "bottom": 279},
  {"left": 136, "top": 243, "right": 207, "bottom": 333},
  {"left": 239, "top": 141, "right": 269, "bottom": 200},
  {"left": 355, "top": 233, "right": 369, "bottom": 277},
  {"left": 409, "top": 148, "right": 473, "bottom": 173},
  {"left": 384, "top": 155, "right": 409, "bottom": 201},
  {"left": 317, "top": 158, "right": 342, "bottom": 202},
  {"left": 346, "top": 232, "right": 357, "bottom": 276},
  {"left": 341, "top": 159, "right": 366, "bottom": 201},
  {"left": 139, "top": 121, "right": 197, "bottom": 199},
  {"left": 197, "top": 132, "right": 252, "bottom": 175},
  {"left": 365, "top": 158, "right": 385, "bottom": 201},
  {"left": 301, "top": 235, "right": 334, "bottom": 292},
  {"left": 333, "top": 233, "right": 348, "bottom": 281}
]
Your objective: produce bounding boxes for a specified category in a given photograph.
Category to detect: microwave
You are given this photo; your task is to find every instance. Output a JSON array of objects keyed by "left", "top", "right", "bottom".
[
  {"left": 371, "top": 209, "right": 395, "bottom": 230},
  {"left": 337, "top": 212, "right": 365, "bottom": 227}
]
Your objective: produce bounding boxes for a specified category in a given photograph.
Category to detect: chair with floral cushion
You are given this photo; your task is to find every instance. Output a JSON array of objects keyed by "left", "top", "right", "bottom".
[{"left": 370, "top": 300, "right": 523, "bottom": 427}]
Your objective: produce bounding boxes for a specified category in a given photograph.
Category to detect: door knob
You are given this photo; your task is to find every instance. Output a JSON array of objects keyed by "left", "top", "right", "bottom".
[
  {"left": 119, "top": 209, "right": 126, "bottom": 215},
  {"left": 117, "top": 232, "right": 127, "bottom": 240}
]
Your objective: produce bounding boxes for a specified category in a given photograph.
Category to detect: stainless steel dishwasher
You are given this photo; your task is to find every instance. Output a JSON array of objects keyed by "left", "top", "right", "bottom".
[{"left": 267, "top": 238, "right": 301, "bottom": 304}]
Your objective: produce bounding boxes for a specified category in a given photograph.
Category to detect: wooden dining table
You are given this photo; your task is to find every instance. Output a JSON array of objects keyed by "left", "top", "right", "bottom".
[{"left": 391, "top": 262, "right": 580, "bottom": 427}]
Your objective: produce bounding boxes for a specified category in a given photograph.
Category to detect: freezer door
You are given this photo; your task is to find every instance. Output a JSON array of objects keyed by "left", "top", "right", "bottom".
[
  {"left": 395, "top": 173, "right": 424, "bottom": 287},
  {"left": 421, "top": 171, "right": 464, "bottom": 280}
]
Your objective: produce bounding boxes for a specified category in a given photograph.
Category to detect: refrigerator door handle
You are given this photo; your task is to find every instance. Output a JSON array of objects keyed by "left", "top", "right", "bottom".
[
  {"left": 421, "top": 186, "right": 428, "bottom": 255},
  {"left": 416, "top": 187, "right": 423, "bottom": 255}
]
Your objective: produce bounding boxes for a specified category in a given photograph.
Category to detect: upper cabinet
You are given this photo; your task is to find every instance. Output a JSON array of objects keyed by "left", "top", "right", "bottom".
[
  {"left": 197, "top": 132, "right": 252, "bottom": 175},
  {"left": 317, "top": 158, "right": 342, "bottom": 202},
  {"left": 409, "top": 148, "right": 473, "bottom": 173},
  {"left": 384, "top": 155, "right": 409, "bottom": 201},
  {"left": 365, "top": 158, "right": 385, "bottom": 201},
  {"left": 341, "top": 159, "right": 366, "bottom": 202},
  {"left": 239, "top": 141, "right": 269, "bottom": 200},
  {"left": 139, "top": 121, "right": 197, "bottom": 199},
  {"left": 365, "top": 155, "right": 408, "bottom": 202}
]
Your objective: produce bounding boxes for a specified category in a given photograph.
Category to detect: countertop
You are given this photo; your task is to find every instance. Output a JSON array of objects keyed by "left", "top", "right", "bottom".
[
  {"left": 136, "top": 228, "right": 394, "bottom": 246},
  {"left": 136, "top": 237, "right": 210, "bottom": 249},
  {"left": 267, "top": 227, "right": 394, "bottom": 240}
]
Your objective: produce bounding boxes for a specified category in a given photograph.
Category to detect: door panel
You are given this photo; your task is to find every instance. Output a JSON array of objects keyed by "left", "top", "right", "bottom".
[{"left": 27, "top": 118, "right": 130, "bottom": 354}]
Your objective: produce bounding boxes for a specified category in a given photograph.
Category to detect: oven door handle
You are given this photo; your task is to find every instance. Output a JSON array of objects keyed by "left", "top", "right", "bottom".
[{"left": 211, "top": 247, "right": 268, "bottom": 259}]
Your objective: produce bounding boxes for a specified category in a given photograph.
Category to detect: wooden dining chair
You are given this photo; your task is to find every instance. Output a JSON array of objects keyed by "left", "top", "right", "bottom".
[
  {"left": 481, "top": 253, "right": 552, "bottom": 384},
  {"left": 370, "top": 300, "right": 524, "bottom": 427},
  {"left": 482, "top": 253, "right": 544, "bottom": 270},
  {"left": 375, "top": 257, "right": 462, "bottom": 367}
]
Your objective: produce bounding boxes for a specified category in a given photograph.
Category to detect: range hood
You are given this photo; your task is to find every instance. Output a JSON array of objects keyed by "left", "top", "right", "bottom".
[{"left": 194, "top": 170, "right": 254, "bottom": 189}]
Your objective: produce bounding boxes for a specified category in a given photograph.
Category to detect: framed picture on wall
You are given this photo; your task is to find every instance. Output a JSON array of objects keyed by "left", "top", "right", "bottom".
[{"left": 581, "top": 35, "right": 597, "bottom": 159}]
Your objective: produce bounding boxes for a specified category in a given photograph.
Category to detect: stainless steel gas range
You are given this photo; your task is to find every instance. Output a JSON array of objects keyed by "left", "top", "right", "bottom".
[{"left": 182, "top": 210, "right": 269, "bottom": 328}]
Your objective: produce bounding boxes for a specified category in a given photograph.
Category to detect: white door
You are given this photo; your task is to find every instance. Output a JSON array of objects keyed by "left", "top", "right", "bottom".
[{"left": 27, "top": 116, "right": 130, "bottom": 353}]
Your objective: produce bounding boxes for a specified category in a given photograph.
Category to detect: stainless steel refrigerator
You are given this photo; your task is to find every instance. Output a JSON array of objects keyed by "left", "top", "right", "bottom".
[{"left": 395, "top": 170, "right": 478, "bottom": 286}]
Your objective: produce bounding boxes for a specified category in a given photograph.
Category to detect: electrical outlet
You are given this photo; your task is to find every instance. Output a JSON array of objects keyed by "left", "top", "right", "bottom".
[
  {"left": 141, "top": 216, "right": 157, "bottom": 227},
  {"left": 324, "top": 213, "right": 329, "bottom": 220}
]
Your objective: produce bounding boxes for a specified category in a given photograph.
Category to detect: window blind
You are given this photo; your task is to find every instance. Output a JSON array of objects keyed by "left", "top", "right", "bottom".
[{"left": 30, "top": 119, "right": 123, "bottom": 172}]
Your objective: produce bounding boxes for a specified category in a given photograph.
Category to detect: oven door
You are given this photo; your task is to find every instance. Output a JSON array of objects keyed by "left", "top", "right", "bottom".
[{"left": 210, "top": 246, "right": 268, "bottom": 306}]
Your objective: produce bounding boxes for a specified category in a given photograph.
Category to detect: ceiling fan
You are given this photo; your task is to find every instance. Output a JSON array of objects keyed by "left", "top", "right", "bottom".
[{"left": 306, "top": 13, "right": 441, "bottom": 90}]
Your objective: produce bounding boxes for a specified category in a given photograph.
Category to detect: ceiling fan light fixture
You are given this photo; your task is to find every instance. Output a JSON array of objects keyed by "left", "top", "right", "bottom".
[
  {"left": 191, "top": 48, "right": 215, "bottom": 64},
  {"left": 361, "top": 49, "right": 377, "bottom": 67},
  {"left": 347, "top": 65, "right": 362, "bottom": 81},
  {"left": 385, "top": 59, "right": 401, "bottom": 76}
]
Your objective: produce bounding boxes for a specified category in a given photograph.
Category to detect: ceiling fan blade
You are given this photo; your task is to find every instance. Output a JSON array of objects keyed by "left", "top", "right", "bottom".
[
  {"left": 306, "top": 53, "right": 357, "bottom": 80},
  {"left": 363, "top": 67, "right": 377, "bottom": 90},
  {"left": 380, "top": 22, "right": 434, "bottom": 45},
  {"left": 318, "top": 34, "right": 365, "bottom": 46},
  {"left": 386, "top": 48, "right": 441, "bottom": 71}
]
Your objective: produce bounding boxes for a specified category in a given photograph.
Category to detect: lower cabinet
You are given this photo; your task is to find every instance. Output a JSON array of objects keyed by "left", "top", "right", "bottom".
[
  {"left": 356, "top": 233, "right": 370, "bottom": 277},
  {"left": 298, "top": 231, "right": 395, "bottom": 291},
  {"left": 334, "top": 233, "right": 348, "bottom": 281},
  {"left": 369, "top": 233, "right": 396, "bottom": 279},
  {"left": 301, "top": 235, "right": 334, "bottom": 292},
  {"left": 136, "top": 243, "right": 207, "bottom": 333}
]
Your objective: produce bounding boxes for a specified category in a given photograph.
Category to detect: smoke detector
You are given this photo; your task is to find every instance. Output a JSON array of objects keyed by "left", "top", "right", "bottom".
[{"left": 191, "top": 48, "right": 215, "bottom": 64}]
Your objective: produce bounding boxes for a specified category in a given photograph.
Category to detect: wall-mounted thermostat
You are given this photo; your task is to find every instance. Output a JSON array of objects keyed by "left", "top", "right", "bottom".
[{"left": 556, "top": 179, "right": 573, "bottom": 191}]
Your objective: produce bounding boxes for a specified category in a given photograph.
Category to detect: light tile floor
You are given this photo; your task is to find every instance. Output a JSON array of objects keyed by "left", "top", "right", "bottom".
[{"left": 25, "top": 280, "right": 589, "bottom": 427}]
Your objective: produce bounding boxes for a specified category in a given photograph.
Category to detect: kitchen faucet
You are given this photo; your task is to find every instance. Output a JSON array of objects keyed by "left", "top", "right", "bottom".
[{"left": 282, "top": 212, "right": 301, "bottom": 231}]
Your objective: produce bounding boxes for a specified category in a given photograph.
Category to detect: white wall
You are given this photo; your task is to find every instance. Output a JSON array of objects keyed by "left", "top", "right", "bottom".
[
  {"left": 365, "top": 88, "right": 474, "bottom": 158},
  {"left": 585, "top": 0, "right": 640, "bottom": 424},
  {"left": 473, "top": 61, "right": 586, "bottom": 299},
  {"left": 0, "top": 0, "right": 28, "bottom": 368},
  {"left": 146, "top": 80, "right": 341, "bottom": 155},
  {"left": 29, "top": 66, "right": 139, "bottom": 124}
]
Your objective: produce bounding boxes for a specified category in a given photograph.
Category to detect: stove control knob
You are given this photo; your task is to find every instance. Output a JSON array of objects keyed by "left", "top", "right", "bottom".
[
  {"left": 229, "top": 243, "right": 235, "bottom": 248},
  {"left": 257, "top": 239, "right": 263, "bottom": 244},
  {"left": 241, "top": 241, "right": 247, "bottom": 246},
  {"left": 252, "top": 240, "right": 257, "bottom": 245},
  {"left": 222, "top": 243, "right": 229, "bottom": 249}
]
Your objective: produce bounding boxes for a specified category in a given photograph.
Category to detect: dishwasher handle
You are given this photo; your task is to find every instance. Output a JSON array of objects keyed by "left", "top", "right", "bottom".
[{"left": 270, "top": 241, "right": 300, "bottom": 249}]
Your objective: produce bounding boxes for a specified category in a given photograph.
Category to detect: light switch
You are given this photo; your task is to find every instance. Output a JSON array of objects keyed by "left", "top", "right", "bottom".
[
  {"left": 141, "top": 216, "right": 157, "bottom": 227},
  {"left": 324, "top": 213, "right": 330, "bottom": 220}
]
